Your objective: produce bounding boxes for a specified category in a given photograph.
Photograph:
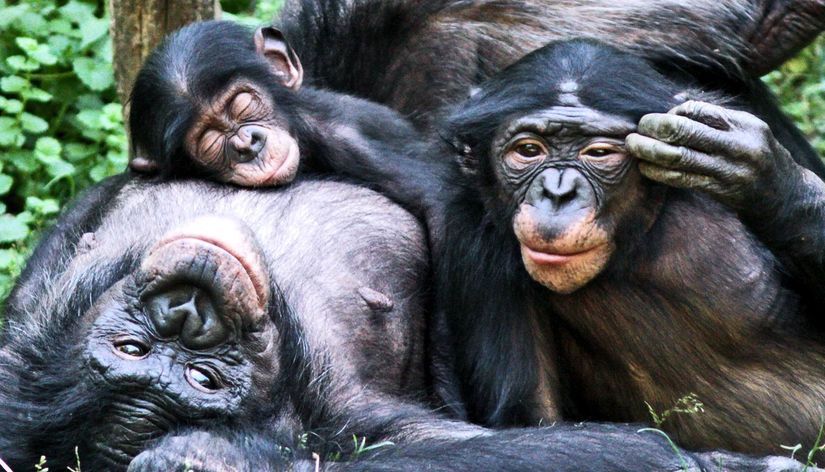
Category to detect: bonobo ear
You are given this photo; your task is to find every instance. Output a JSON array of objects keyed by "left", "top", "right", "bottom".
[{"left": 254, "top": 26, "right": 303, "bottom": 91}]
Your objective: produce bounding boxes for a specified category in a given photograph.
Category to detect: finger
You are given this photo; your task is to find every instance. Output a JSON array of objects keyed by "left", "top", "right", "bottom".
[
  {"left": 668, "top": 100, "right": 732, "bottom": 131},
  {"left": 637, "top": 113, "right": 730, "bottom": 155},
  {"left": 638, "top": 162, "right": 725, "bottom": 194},
  {"left": 626, "top": 134, "right": 739, "bottom": 179}
]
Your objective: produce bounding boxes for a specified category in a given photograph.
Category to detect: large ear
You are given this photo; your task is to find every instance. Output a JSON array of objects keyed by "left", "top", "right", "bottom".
[{"left": 254, "top": 26, "right": 303, "bottom": 91}]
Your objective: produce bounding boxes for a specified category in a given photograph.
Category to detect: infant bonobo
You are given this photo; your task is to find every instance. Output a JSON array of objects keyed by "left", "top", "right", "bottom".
[{"left": 128, "top": 21, "right": 416, "bottom": 187}]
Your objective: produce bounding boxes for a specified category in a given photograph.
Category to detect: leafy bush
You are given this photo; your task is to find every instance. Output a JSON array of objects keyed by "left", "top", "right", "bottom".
[{"left": 0, "top": 0, "right": 821, "bottom": 302}]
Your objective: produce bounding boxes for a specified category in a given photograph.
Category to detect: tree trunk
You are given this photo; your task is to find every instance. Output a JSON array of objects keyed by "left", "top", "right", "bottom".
[{"left": 109, "top": 0, "right": 221, "bottom": 135}]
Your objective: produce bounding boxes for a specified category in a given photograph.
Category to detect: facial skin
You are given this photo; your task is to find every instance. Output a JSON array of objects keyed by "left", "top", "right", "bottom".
[
  {"left": 492, "top": 106, "right": 646, "bottom": 293},
  {"left": 184, "top": 82, "right": 301, "bottom": 187}
]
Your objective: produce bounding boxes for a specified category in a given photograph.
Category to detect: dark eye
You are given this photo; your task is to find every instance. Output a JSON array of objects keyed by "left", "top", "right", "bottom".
[
  {"left": 580, "top": 144, "right": 626, "bottom": 163},
  {"left": 515, "top": 142, "right": 544, "bottom": 158},
  {"left": 112, "top": 339, "right": 149, "bottom": 359},
  {"left": 186, "top": 365, "right": 221, "bottom": 392},
  {"left": 583, "top": 148, "right": 612, "bottom": 157}
]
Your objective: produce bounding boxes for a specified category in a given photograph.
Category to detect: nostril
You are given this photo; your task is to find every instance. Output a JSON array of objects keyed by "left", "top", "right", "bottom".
[
  {"left": 249, "top": 128, "right": 267, "bottom": 154},
  {"left": 146, "top": 285, "right": 229, "bottom": 350}
]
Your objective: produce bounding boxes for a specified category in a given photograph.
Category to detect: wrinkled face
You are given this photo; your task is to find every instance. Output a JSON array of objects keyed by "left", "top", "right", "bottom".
[
  {"left": 81, "top": 216, "right": 279, "bottom": 464},
  {"left": 493, "top": 106, "right": 650, "bottom": 293},
  {"left": 184, "top": 81, "right": 300, "bottom": 187}
]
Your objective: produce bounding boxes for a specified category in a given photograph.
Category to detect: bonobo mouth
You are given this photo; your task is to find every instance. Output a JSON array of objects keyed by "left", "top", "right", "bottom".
[
  {"left": 521, "top": 243, "right": 608, "bottom": 266},
  {"left": 139, "top": 216, "right": 270, "bottom": 340}
]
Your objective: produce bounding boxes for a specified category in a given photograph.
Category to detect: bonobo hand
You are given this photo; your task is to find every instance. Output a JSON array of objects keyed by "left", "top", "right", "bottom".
[{"left": 625, "top": 100, "right": 801, "bottom": 214}]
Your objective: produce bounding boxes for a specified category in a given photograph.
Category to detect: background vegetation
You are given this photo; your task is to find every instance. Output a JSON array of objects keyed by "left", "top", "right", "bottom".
[{"left": 0, "top": 0, "right": 822, "bottom": 302}]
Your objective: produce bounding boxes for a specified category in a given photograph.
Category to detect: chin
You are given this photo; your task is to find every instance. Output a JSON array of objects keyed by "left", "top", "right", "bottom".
[{"left": 520, "top": 242, "right": 613, "bottom": 294}]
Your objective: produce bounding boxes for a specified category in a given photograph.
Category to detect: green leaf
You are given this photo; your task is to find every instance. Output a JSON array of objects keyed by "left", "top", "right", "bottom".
[
  {"left": 0, "top": 98, "right": 23, "bottom": 114},
  {"left": 0, "top": 75, "right": 28, "bottom": 93},
  {"left": 5, "top": 150, "right": 37, "bottom": 173},
  {"left": 35, "top": 137, "right": 62, "bottom": 158},
  {"left": 0, "top": 5, "right": 28, "bottom": 29},
  {"left": 48, "top": 18, "right": 74, "bottom": 35},
  {"left": 14, "top": 37, "right": 38, "bottom": 53},
  {"left": 72, "top": 57, "right": 114, "bottom": 91},
  {"left": 26, "top": 196, "right": 60, "bottom": 216},
  {"left": 80, "top": 18, "right": 109, "bottom": 49},
  {"left": 0, "top": 117, "right": 22, "bottom": 147},
  {"left": 29, "top": 45, "right": 58, "bottom": 65},
  {"left": 0, "top": 214, "right": 29, "bottom": 243},
  {"left": 100, "top": 103, "right": 122, "bottom": 130},
  {"left": 21, "top": 86, "right": 52, "bottom": 102},
  {"left": 65, "top": 142, "right": 96, "bottom": 161},
  {"left": 19, "top": 11, "right": 48, "bottom": 32},
  {"left": 6, "top": 55, "right": 40, "bottom": 72},
  {"left": 20, "top": 112, "right": 48, "bottom": 133},
  {"left": 76, "top": 109, "right": 102, "bottom": 130},
  {"left": 0, "top": 174, "right": 12, "bottom": 195},
  {"left": 59, "top": 1, "right": 96, "bottom": 24},
  {"left": 0, "top": 249, "right": 23, "bottom": 270}
]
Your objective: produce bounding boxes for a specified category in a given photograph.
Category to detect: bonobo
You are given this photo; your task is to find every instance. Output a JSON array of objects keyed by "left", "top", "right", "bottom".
[
  {"left": 461, "top": 41, "right": 825, "bottom": 454},
  {"left": 128, "top": 21, "right": 417, "bottom": 188},
  {"left": 305, "top": 39, "right": 825, "bottom": 456},
  {"left": 1, "top": 177, "right": 796, "bottom": 471}
]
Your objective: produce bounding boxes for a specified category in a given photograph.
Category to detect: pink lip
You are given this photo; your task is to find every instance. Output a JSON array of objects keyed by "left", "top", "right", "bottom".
[{"left": 522, "top": 244, "right": 603, "bottom": 266}]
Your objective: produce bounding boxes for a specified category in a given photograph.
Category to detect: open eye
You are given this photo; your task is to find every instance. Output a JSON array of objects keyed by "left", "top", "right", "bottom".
[
  {"left": 580, "top": 143, "right": 625, "bottom": 163},
  {"left": 112, "top": 339, "right": 150, "bottom": 359},
  {"left": 186, "top": 364, "right": 222, "bottom": 392},
  {"left": 515, "top": 142, "right": 545, "bottom": 158},
  {"left": 505, "top": 137, "right": 547, "bottom": 169}
]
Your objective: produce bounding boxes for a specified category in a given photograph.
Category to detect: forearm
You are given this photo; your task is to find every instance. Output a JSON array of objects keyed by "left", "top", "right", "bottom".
[{"left": 742, "top": 164, "right": 825, "bottom": 295}]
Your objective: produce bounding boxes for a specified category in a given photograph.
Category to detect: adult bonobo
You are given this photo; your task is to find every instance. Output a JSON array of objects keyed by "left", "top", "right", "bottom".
[
  {"left": 298, "top": 39, "right": 825, "bottom": 456},
  {"left": 1, "top": 176, "right": 800, "bottom": 471},
  {"left": 279, "top": 0, "right": 825, "bottom": 130}
]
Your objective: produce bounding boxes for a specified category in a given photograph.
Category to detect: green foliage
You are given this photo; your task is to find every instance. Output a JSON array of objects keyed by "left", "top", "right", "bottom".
[
  {"left": 765, "top": 37, "right": 825, "bottom": 158},
  {"left": 645, "top": 392, "right": 705, "bottom": 428},
  {"left": 0, "top": 0, "right": 126, "bottom": 300}
]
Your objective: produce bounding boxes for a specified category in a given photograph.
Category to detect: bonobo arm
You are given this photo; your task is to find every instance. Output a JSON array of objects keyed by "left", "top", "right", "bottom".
[
  {"left": 128, "top": 425, "right": 808, "bottom": 472},
  {"left": 626, "top": 100, "right": 825, "bottom": 304},
  {"left": 301, "top": 89, "right": 452, "bottom": 220}
]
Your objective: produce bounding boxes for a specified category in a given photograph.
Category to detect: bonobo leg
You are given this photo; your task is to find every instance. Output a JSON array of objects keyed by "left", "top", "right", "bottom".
[{"left": 626, "top": 101, "right": 825, "bottom": 303}]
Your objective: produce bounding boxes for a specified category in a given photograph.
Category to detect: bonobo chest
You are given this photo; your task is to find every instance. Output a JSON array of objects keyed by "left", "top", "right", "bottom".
[{"left": 546, "top": 192, "right": 816, "bottom": 423}]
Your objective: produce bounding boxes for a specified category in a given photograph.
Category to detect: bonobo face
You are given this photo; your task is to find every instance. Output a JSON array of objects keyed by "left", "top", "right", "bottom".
[
  {"left": 448, "top": 41, "right": 682, "bottom": 293},
  {"left": 80, "top": 216, "right": 279, "bottom": 465},
  {"left": 184, "top": 81, "right": 300, "bottom": 187},
  {"left": 491, "top": 107, "right": 647, "bottom": 293}
]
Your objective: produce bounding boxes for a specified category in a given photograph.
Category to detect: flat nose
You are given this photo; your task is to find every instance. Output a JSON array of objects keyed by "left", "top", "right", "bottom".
[
  {"left": 147, "top": 285, "right": 227, "bottom": 350},
  {"left": 139, "top": 216, "right": 270, "bottom": 350},
  {"left": 526, "top": 168, "right": 587, "bottom": 211},
  {"left": 227, "top": 125, "right": 267, "bottom": 163}
]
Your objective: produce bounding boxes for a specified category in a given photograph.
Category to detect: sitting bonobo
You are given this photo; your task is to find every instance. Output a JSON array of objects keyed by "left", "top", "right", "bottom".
[
  {"left": 458, "top": 42, "right": 825, "bottom": 454},
  {"left": 128, "top": 21, "right": 416, "bottom": 188},
  {"left": 306, "top": 38, "right": 825, "bottom": 457}
]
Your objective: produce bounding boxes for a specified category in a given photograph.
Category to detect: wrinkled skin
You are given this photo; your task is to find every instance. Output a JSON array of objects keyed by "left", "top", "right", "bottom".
[{"left": 0, "top": 177, "right": 809, "bottom": 471}]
